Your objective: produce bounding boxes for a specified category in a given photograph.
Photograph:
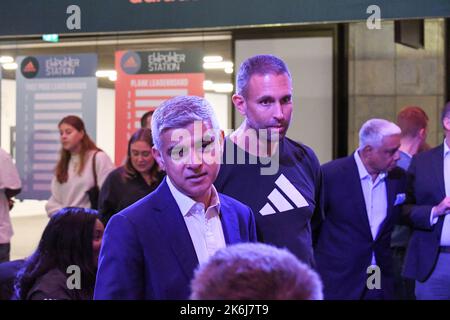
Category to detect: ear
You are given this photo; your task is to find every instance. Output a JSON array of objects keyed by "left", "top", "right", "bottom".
[
  {"left": 232, "top": 94, "right": 246, "bottom": 116},
  {"left": 360, "top": 145, "right": 373, "bottom": 157},
  {"left": 418, "top": 127, "right": 427, "bottom": 140},
  {"left": 152, "top": 146, "right": 165, "bottom": 171},
  {"left": 443, "top": 117, "right": 450, "bottom": 132}
]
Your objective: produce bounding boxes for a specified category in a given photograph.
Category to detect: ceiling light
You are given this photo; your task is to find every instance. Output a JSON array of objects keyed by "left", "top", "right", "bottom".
[
  {"left": 0, "top": 56, "right": 14, "bottom": 64},
  {"left": 2, "top": 62, "right": 18, "bottom": 70},
  {"left": 203, "top": 56, "right": 223, "bottom": 63},
  {"left": 96, "top": 70, "right": 117, "bottom": 78},
  {"left": 203, "top": 61, "right": 233, "bottom": 70},
  {"left": 213, "top": 83, "right": 233, "bottom": 93},
  {"left": 224, "top": 67, "right": 233, "bottom": 74}
]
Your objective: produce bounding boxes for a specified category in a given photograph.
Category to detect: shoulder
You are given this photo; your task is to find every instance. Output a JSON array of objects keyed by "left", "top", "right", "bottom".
[
  {"left": 114, "top": 180, "right": 167, "bottom": 221},
  {"left": 284, "top": 138, "right": 320, "bottom": 167},
  {"left": 321, "top": 155, "right": 353, "bottom": 175},
  {"left": 218, "top": 193, "right": 253, "bottom": 218},
  {"left": 106, "top": 166, "right": 125, "bottom": 180},
  {"left": 26, "top": 269, "right": 71, "bottom": 300},
  {"left": 0, "top": 148, "right": 13, "bottom": 162},
  {"left": 412, "top": 144, "right": 441, "bottom": 164},
  {"left": 219, "top": 193, "right": 247, "bottom": 209},
  {"left": 94, "top": 150, "right": 113, "bottom": 163}
]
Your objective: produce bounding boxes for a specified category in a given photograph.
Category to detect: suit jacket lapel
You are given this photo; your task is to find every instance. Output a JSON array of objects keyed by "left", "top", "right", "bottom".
[
  {"left": 348, "top": 155, "right": 374, "bottom": 240},
  {"left": 432, "top": 144, "right": 445, "bottom": 199},
  {"left": 219, "top": 195, "right": 241, "bottom": 245},
  {"left": 152, "top": 179, "right": 199, "bottom": 279}
]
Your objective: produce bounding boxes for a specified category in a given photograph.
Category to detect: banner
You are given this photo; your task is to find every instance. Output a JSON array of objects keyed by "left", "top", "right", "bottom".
[
  {"left": 0, "top": 0, "right": 449, "bottom": 37},
  {"left": 15, "top": 54, "right": 97, "bottom": 200},
  {"left": 114, "top": 49, "right": 204, "bottom": 165}
]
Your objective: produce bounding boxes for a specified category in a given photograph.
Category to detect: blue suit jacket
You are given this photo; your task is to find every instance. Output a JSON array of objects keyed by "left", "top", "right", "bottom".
[
  {"left": 403, "top": 144, "right": 446, "bottom": 282},
  {"left": 94, "top": 179, "right": 257, "bottom": 300},
  {"left": 315, "top": 155, "right": 406, "bottom": 300}
]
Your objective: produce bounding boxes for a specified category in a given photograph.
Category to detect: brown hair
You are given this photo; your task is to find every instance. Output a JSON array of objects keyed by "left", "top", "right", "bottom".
[
  {"left": 55, "top": 115, "right": 99, "bottom": 183},
  {"left": 123, "top": 128, "right": 159, "bottom": 184},
  {"left": 397, "top": 106, "right": 429, "bottom": 138}
]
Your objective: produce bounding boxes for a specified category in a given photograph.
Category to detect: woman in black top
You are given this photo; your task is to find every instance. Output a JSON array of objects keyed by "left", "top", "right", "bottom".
[
  {"left": 98, "top": 128, "right": 163, "bottom": 225},
  {"left": 14, "top": 207, "right": 104, "bottom": 300}
]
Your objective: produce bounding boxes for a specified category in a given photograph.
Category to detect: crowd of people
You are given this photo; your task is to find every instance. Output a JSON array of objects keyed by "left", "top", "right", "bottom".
[{"left": 0, "top": 54, "right": 449, "bottom": 300}]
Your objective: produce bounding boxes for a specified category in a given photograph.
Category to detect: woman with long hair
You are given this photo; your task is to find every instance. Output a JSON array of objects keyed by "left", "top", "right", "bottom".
[
  {"left": 14, "top": 207, "right": 104, "bottom": 300},
  {"left": 98, "top": 128, "right": 163, "bottom": 225},
  {"left": 45, "top": 115, "right": 114, "bottom": 216}
]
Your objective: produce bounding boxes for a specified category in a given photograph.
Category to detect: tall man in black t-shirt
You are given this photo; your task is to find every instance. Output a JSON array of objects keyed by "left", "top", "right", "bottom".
[{"left": 214, "top": 55, "right": 323, "bottom": 266}]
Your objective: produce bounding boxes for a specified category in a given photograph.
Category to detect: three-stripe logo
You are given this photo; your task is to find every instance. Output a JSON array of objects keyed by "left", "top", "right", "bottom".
[{"left": 259, "top": 174, "right": 309, "bottom": 216}]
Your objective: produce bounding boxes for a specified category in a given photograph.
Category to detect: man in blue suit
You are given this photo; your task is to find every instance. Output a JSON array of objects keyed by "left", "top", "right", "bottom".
[
  {"left": 403, "top": 101, "right": 450, "bottom": 300},
  {"left": 315, "top": 119, "right": 407, "bottom": 300},
  {"left": 94, "top": 96, "right": 257, "bottom": 300}
]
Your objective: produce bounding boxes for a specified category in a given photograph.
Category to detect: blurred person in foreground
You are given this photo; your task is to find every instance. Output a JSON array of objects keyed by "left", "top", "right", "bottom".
[{"left": 190, "top": 242, "right": 323, "bottom": 300}]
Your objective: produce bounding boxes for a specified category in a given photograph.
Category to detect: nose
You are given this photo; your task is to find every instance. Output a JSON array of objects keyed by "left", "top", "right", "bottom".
[
  {"left": 187, "top": 148, "right": 202, "bottom": 169},
  {"left": 273, "top": 102, "right": 284, "bottom": 121}
]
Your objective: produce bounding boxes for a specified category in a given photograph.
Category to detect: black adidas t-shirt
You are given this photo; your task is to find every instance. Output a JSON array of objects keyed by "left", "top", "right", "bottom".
[{"left": 214, "top": 137, "right": 323, "bottom": 266}]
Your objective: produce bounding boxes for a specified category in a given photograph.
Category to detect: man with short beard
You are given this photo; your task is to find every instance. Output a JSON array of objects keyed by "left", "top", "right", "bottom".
[{"left": 215, "top": 55, "right": 323, "bottom": 267}]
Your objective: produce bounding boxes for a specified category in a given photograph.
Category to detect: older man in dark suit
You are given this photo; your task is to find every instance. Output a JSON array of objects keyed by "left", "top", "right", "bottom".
[
  {"left": 403, "top": 101, "right": 450, "bottom": 300},
  {"left": 315, "top": 119, "right": 407, "bottom": 300}
]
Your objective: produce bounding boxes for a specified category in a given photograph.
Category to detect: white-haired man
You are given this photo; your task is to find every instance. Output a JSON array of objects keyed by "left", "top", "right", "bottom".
[{"left": 315, "top": 119, "right": 407, "bottom": 300}]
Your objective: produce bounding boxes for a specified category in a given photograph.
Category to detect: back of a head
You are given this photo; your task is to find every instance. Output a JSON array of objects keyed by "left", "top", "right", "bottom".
[
  {"left": 236, "top": 55, "right": 291, "bottom": 98},
  {"left": 190, "top": 243, "right": 323, "bottom": 300},
  {"left": 140, "top": 110, "right": 154, "bottom": 128},
  {"left": 14, "top": 207, "right": 99, "bottom": 299},
  {"left": 396, "top": 106, "right": 428, "bottom": 138}
]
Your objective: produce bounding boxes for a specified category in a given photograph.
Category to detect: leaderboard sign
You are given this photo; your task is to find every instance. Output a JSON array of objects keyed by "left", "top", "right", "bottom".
[
  {"left": 15, "top": 54, "right": 97, "bottom": 200},
  {"left": 114, "top": 49, "right": 204, "bottom": 165}
]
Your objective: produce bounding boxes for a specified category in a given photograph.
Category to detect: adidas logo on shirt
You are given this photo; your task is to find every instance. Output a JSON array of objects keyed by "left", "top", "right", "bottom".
[{"left": 259, "top": 174, "right": 309, "bottom": 216}]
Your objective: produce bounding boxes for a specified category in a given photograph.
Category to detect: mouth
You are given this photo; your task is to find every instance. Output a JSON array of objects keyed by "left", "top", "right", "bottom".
[{"left": 186, "top": 172, "right": 207, "bottom": 182}]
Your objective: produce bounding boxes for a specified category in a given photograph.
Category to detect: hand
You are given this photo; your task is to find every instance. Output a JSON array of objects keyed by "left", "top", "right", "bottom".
[{"left": 432, "top": 196, "right": 450, "bottom": 218}]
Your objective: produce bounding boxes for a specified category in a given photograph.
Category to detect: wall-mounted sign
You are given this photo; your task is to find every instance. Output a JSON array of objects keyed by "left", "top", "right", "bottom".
[
  {"left": 114, "top": 49, "right": 204, "bottom": 165},
  {"left": 15, "top": 54, "right": 97, "bottom": 200}
]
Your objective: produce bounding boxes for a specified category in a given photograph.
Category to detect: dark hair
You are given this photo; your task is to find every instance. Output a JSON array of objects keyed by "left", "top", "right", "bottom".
[
  {"left": 123, "top": 128, "right": 159, "bottom": 184},
  {"left": 236, "top": 55, "right": 291, "bottom": 98},
  {"left": 55, "top": 115, "right": 99, "bottom": 183},
  {"left": 140, "top": 110, "right": 154, "bottom": 128},
  {"left": 190, "top": 243, "right": 323, "bottom": 300},
  {"left": 397, "top": 106, "right": 428, "bottom": 138},
  {"left": 14, "top": 207, "right": 100, "bottom": 300}
]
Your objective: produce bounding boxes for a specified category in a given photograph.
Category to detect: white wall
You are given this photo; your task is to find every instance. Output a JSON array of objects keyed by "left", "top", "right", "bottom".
[
  {"left": 235, "top": 37, "right": 333, "bottom": 164},
  {"left": 1, "top": 79, "right": 16, "bottom": 152},
  {"left": 205, "top": 92, "right": 230, "bottom": 131},
  {"left": 97, "top": 88, "right": 115, "bottom": 162}
]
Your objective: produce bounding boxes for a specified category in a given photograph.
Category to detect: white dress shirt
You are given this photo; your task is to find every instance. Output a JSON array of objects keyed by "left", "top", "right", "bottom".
[
  {"left": 166, "top": 176, "right": 226, "bottom": 264},
  {"left": 354, "top": 151, "right": 388, "bottom": 265}
]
